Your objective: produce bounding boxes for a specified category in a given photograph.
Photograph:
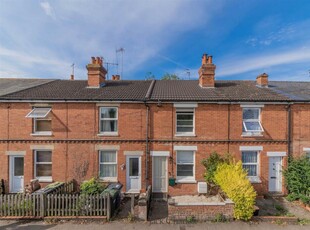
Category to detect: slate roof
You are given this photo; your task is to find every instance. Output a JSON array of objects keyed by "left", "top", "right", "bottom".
[
  {"left": 0, "top": 80, "right": 152, "bottom": 101},
  {"left": 0, "top": 78, "right": 55, "bottom": 96},
  {"left": 268, "top": 81, "right": 310, "bottom": 101},
  {"left": 150, "top": 80, "right": 291, "bottom": 102},
  {"left": 0, "top": 78, "right": 309, "bottom": 102}
]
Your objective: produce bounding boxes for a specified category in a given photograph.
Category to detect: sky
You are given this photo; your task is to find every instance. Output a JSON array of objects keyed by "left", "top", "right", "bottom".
[{"left": 0, "top": 0, "right": 310, "bottom": 81}]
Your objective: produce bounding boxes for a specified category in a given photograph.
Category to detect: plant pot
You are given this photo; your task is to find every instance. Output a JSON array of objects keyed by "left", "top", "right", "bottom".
[{"left": 169, "top": 177, "right": 176, "bottom": 186}]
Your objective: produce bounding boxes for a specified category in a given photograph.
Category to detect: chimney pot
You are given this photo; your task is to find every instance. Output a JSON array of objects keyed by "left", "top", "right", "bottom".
[
  {"left": 202, "top": 53, "right": 208, "bottom": 65},
  {"left": 256, "top": 73, "right": 269, "bottom": 88},
  {"left": 70, "top": 74, "right": 74, "bottom": 80},
  {"left": 112, "top": 75, "right": 120, "bottom": 81}
]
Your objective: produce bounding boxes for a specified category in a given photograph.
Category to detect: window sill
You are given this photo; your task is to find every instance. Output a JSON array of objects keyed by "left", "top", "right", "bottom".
[
  {"left": 176, "top": 179, "right": 197, "bottom": 184},
  {"left": 31, "top": 132, "right": 53, "bottom": 137},
  {"left": 241, "top": 132, "right": 263, "bottom": 137},
  {"left": 247, "top": 177, "right": 262, "bottom": 184},
  {"left": 97, "top": 133, "right": 119, "bottom": 137},
  {"left": 99, "top": 178, "right": 118, "bottom": 183},
  {"left": 37, "top": 178, "right": 53, "bottom": 183},
  {"left": 175, "top": 134, "right": 196, "bottom": 137}
]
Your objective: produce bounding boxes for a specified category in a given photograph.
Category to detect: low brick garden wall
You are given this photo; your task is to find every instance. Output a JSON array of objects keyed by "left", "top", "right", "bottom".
[{"left": 168, "top": 197, "right": 234, "bottom": 221}]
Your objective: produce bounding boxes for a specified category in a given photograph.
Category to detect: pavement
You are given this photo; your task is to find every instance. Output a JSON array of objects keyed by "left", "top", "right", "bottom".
[{"left": 0, "top": 220, "right": 310, "bottom": 230}]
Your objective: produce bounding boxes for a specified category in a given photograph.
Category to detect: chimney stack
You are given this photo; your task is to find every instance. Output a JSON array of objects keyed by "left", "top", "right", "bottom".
[
  {"left": 256, "top": 73, "right": 268, "bottom": 88},
  {"left": 198, "top": 53, "right": 216, "bottom": 88},
  {"left": 112, "top": 75, "right": 120, "bottom": 81},
  {"left": 70, "top": 74, "right": 74, "bottom": 80},
  {"left": 87, "top": 57, "right": 107, "bottom": 88}
]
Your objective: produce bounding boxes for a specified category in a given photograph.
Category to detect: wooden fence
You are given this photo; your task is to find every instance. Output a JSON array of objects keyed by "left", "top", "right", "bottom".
[{"left": 0, "top": 193, "right": 111, "bottom": 219}]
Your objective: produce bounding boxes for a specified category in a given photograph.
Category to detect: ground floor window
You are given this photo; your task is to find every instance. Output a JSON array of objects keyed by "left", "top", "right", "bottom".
[
  {"left": 99, "top": 150, "right": 117, "bottom": 181},
  {"left": 176, "top": 151, "right": 195, "bottom": 182},
  {"left": 34, "top": 150, "right": 52, "bottom": 182},
  {"left": 242, "top": 151, "right": 259, "bottom": 178}
]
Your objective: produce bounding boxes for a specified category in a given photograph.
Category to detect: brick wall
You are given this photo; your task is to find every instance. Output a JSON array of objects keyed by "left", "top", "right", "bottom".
[
  {"left": 0, "top": 101, "right": 307, "bottom": 196},
  {"left": 168, "top": 200, "right": 234, "bottom": 221}
]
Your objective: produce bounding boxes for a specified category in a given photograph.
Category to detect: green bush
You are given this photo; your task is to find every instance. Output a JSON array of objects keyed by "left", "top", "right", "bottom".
[
  {"left": 283, "top": 155, "right": 310, "bottom": 205},
  {"left": 80, "top": 177, "right": 105, "bottom": 195},
  {"left": 214, "top": 161, "right": 257, "bottom": 221},
  {"left": 202, "top": 152, "right": 231, "bottom": 194}
]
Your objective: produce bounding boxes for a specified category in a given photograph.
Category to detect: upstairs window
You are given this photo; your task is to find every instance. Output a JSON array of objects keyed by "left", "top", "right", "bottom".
[
  {"left": 26, "top": 107, "right": 52, "bottom": 135},
  {"left": 242, "top": 108, "right": 263, "bottom": 134},
  {"left": 176, "top": 108, "right": 194, "bottom": 135},
  {"left": 99, "top": 107, "right": 118, "bottom": 134}
]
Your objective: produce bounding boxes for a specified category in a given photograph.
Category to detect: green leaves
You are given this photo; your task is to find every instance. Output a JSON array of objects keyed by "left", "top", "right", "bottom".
[
  {"left": 284, "top": 155, "right": 310, "bottom": 205},
  {"left": 80, "top": 177, "right": 105, "bottom": 195},
  {"left": 214, "top": 161, "right": 257, "bottom": 221}
]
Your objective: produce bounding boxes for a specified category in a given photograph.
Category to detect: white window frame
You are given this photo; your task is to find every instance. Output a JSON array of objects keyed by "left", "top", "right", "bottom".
[
  {"left": 99, "top": 150, "right": 118, "bottom": 181},
  {"left": 176, "top": 150, "right": 196, "bottom": 183},
  {"left": 99, "top": 107, "right": 118, "bottom": 135},
  {"left": 175, "top": 108, "right": 195, "bottom": 136},
  {"left": 241, "top": 151, "right": 261, "bottom": 183},
  {"left": 34, "top": 150, "right": 52, "bottom": 182},
  {"left": 242, "top": 107, "right": 264, "bottom": 136},
  {"left": 27, "top": 107, "right": 52, "bottom": 135}
]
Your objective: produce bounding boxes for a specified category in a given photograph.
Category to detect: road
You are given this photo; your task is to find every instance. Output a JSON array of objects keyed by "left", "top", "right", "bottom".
[{"left": 0, "top": 220, "right": 309, "bottom": 230}]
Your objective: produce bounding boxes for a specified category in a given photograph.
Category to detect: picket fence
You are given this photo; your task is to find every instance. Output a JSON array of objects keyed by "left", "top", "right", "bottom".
[{"left": 0, "top": 193, "right": 111, "bottom": 219}]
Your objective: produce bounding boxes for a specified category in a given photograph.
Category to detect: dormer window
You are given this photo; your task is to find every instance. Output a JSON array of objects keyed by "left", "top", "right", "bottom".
[{"left": 26, "top": 107, "right": 52, "bottom": 135}]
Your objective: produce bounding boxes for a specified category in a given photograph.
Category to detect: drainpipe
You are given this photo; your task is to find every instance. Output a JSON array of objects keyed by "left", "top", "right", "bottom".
[
  {"left": 287, "top": 103, "right": 292, "bottom": 160},
  {"left": 145, "top": 103, "right": 150, "bottom": 189},
  {"left": 144, "top": 80, "right": 155, "bottom": 190}
]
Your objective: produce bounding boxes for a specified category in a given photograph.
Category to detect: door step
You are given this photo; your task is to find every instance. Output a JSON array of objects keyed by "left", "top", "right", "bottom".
[{"left": 152, "top": 192, "right": 168, "bottom": 201}]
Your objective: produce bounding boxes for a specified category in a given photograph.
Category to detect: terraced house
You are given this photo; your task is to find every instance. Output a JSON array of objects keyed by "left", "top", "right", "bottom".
[{"left": 0, "top": 54, "right": 309, "bottom": 197}]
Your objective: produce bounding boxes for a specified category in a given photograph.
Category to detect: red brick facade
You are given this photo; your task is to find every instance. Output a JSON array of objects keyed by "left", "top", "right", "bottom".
[{"left": 1, "top": 99, "right": 309, "bottom": 196}]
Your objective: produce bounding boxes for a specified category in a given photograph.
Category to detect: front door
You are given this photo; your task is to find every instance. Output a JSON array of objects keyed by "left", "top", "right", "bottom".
[
  {"left": 268, "top": 156, "right": 282, "bottom": 192},
  {"left": 152, "top": 156, "right": 167, "bottom": 192},
  {"left": 10, "top": 156, "right": 24, "bottom": 193},
  {"left": 126, "top": 156, "right": 141, "bottom": 193}
]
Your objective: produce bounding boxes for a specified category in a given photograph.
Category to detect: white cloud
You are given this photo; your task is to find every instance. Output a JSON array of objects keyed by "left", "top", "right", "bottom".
[
  {"left": 40, "top": 1, "right": 56, "bottom": 19},
  {"left": 218, "top": 46, "right": 310, "bottom": 77}
]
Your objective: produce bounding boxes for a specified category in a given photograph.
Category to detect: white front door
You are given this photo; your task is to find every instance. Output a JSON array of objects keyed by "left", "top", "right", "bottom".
[
  {"left": 268, "top": 156, "right": 282, "bottom": 192},
  {"left": 10, "top": 156, "right": 24, "bottom": 193},
  {"left": 152, "top": 156, "right": 167, "bottom": 192},
  {"left": 126, "top": 156, "right": 141, "bottom": 193}
]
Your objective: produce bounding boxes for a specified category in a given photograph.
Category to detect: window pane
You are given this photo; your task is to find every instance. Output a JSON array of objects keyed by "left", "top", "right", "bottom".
[
  {"left": 129, "top": 158, "right": 139, "bottom": 176},
  {"left": 14, "top": 157, "right": 24, "bottom": 176},
  {"left": 36, "top": 120, "right": 51, "bottom": 132},
  {"left": 243, "top": 109, "right": 259, "bottom": 120},
  {"left": 36, "top": 151, "right": 52, "bottom": 162},
  {"left": 100, "top": 151, "right": 116, "bottom": 163},
  {"left": 177, "top": 165, "right": 193, "bottom": 176},
  {"left": 243, "top": 165, "right": 257, "bottom": 176},
  {"left": 244, "top": 121, "right": 262, "bottom": 131},
  {"left": 99, "top": 164, "right": 116, "bottom": 178},
  {"left": 36, "top": 164, "right": 52, "bottom": 177},
  {"left": 177, "top": 151, "right": 194, "bottom": 163},
  {"left": 242, "top": 151, "right": 257, "bottom": 163},
  {"left": 177, "top": 114, "right": 193, "bottom": 120},
  {"left": 177, "top": 127, "right": 193, "bottom": 133},
  {"left": 100, "top": 120, "right": 118, "bottom": 132},
  {"left": 177, "top": 120, "right": 193, "bottom": 126},
  {"left": 101, "top": 108, "right": 117, "bottom": 119}
]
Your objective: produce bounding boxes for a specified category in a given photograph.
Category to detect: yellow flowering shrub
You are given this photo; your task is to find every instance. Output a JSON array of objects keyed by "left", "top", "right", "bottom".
[{"left": 214, "top": 161, "right": 257, "bottom": 221}]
